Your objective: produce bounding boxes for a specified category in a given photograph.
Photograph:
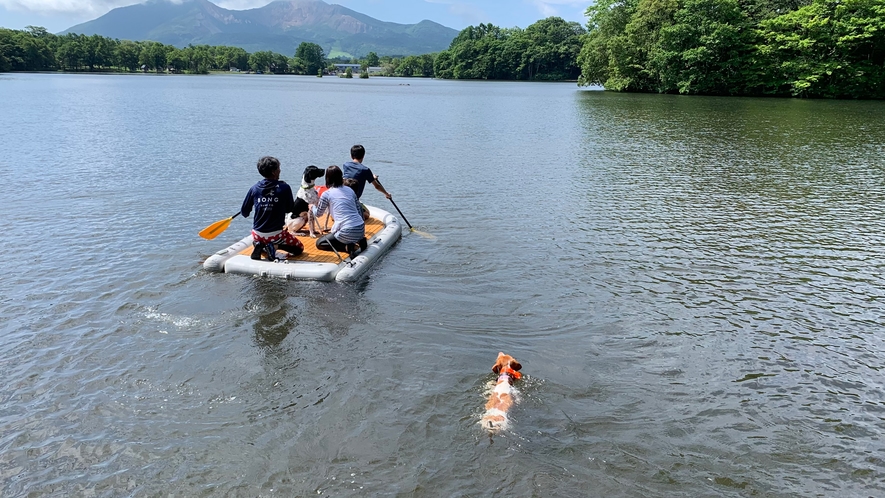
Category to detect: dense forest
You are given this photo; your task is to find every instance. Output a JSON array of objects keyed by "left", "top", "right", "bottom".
[
  {"left": 433, "top": 17, "right": 587, "bottom": 80},
  {"left": 579, "top": 0, "right": 885, "bottom": 98},
  {"left": 0, "top": 26, "right": 430, "bottom": 76},
  {"left": 2, "top": 0, "right": 884, "bottom": 98},
  {"left": 0, "top": 26, "right": 310, "bottom": 74},
  {"left": 0, "top": 16, "right": 585, "bottom": 80}
]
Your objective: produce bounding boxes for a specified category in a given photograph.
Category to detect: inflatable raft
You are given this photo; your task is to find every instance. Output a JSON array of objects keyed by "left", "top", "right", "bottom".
[{"left": 203, "top": 205, "right": 401, "bottom": 282}]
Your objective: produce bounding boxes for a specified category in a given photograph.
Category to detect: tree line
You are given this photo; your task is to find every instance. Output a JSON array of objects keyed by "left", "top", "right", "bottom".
[
  {"left": 578, "top": 0, "right": 885, "bottom": 98},
  {"left": 0, "top": 16, "right": 585, "bottom": 80},
  {"left": 0, "top": 25, "right": 442, "bottom": 77},
  {"left": 434, "top": 17, "right": 587, "bottom": 80},
  {"left": 3, "top": 0, "right": 883, "bottom": 98},
  {"left": 0, "top": 26, "right": 329, "bottom": 74}
]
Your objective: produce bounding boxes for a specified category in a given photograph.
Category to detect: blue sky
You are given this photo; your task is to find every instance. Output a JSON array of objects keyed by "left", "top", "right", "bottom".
[{"left": 0, "top": 0, "right": 590, "bottom": 34}]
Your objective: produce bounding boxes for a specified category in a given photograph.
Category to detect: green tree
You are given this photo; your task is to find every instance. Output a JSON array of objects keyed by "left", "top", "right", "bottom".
[
  {"left": 755, "top": 0, "right": 885, "bottom": 97},
  {"left": 578, "top": 0, "right": 884, "bottom": 97},
  {"left": 739, "top": 0, "right": 813, "bottom": 21},
  {"left": 397, "top": 55, "right": 420, "bottom": 76},
  {"left": 442, "top": 23, "right": 509, "bottom": 79},
  {"left": 366, "top": 51, "right": 380, "bottom": 67},
  {"left": 216, "top": 46, "right": 247, "bottom": 70},
  {"left": 248, "top": 50, "right": 274, "bottom": 72},
  {"left": 578, "top": 0, "right": 639, "bottom": 88},
  {"left": 57, "top": 34, "right": 85, "bottom": 70},
  {"left": 0, "top": 30, "right": 11, "bottom": 72},
  {"left": 520, "top": 17, "right": 586, "bottom": 80},
  {"left": 271, "top": 52, "right": 290, "bottom": 74},
  {"left": 294, "top": 42, "right": 325, "bottom": 74},
  {"left": 654, "top": 0, "right": 752, "bottom": 94},
  {"left": 82, "top": 34, "right": 113, "bottom": 70},
  {"left": 0, "top": 28, "right": 55, "bottom": 71},
  {"left": 436, "top": 19, "right": 583, "bottom": 80},
  {"left": 115, "top": 40, "right": 141, "bottom": 71},
  {"left": 417, "top": 54, "right": 436, "bottom": 76},
  {"left": 621, "top": 0, "right": 679, "bottom": 91},
  {"left": 290, "top": 56, "right": 306, "bottom": 74},
  {"left": 25, "top": 25, "right": 50, "bottom": 38},
  {"left": 181, "top": 44, "right": 212, "bottom": 74},
  {"left": 167, "top": 47, "right": 186, "bottom": 73},
  {"left": 137, "top": 42, "right": 167, "bottom": 72},
  {"left": 433, "top": 50, "right": 454, "bottom": 78}
]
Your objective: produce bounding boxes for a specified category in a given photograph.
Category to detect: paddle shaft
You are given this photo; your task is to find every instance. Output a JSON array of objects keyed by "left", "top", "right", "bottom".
[
  {"left": 374, "top": 179, "right": 413, "bottom": 230},
  {"left": 388, "top": 198, "right": 412, "bottom": 230}
]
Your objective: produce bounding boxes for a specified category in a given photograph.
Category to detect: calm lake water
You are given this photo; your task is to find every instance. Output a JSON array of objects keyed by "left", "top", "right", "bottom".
[{"left": 1, "top": 72, "right": 884, "bottom": 497}]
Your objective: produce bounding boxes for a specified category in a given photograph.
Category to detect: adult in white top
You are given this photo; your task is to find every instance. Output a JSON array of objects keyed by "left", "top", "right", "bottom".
[{"left": 312, "top": 165, "right": 367, "bottom": 255}]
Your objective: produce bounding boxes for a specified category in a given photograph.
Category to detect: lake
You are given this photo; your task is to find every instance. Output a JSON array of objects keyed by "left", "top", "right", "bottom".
[{"left": 1, "top": 72, "right": 883, "bottom": 496}]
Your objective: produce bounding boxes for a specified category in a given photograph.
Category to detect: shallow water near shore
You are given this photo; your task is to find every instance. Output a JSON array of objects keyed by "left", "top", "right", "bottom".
[{"left": 1, "top": 73, "right": 884, "bottom": 496}]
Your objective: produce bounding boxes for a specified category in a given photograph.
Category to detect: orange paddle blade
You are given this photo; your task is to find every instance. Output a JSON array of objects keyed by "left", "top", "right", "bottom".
[{"left": 199, "top": 213, "right": 238, "bottom": 240}]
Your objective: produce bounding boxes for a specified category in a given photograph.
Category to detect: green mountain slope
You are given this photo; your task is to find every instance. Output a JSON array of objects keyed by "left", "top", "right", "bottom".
[{"left": 60, "top": 0, "right": 458, "bottom": 57}]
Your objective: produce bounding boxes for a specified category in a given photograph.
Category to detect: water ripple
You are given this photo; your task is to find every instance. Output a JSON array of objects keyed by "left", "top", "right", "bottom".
[{"left": 1, "top": 76, "right": 884, "bottom": 496}]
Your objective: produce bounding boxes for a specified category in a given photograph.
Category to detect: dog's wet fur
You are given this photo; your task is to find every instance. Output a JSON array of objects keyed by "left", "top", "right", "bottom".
[{"left": 480, "top": 352, "right": 522, "bottom": 432}]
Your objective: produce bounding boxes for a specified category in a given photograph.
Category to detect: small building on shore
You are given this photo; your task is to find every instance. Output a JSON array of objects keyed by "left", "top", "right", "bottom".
[{"left": 332, "top": 63, "right": 362, "bottom": 74}]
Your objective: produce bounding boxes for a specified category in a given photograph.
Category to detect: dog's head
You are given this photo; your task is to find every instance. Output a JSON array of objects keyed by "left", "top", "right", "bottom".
[
  {"left": 491, "top": 352, "right": 522, "bottom": 380},
  {"left": 302, "top": 165, "right": 325, "bottom": 184}
]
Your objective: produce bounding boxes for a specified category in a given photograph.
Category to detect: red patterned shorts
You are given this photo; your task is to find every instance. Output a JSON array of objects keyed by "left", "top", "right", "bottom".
[{"left": 251, "top": 230, "right": 304, "bottom": 250}]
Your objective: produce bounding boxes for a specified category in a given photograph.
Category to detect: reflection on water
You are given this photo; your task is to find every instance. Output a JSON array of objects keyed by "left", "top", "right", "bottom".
[
  {"left": 564, "top": 91, "right": 885, "bottom": 495},
  {"left": 1, "top": 74, "right": 884, "bottom": 496},
  {"left": 246, "top": 279, "right": 298, "bottom": 349}
]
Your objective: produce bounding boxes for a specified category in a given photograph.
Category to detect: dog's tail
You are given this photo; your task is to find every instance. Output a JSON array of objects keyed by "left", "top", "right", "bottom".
[{"left": 480, "top": 409, "right": 508, "bottom": 432}]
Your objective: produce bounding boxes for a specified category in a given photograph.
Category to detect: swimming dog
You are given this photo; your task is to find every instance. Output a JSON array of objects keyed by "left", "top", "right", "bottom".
[
  {"left": 286, "top": 165, "right": 325, "bottom": 237},
  {"left": 480, "top": 352, "right": 523, "bottom": 432}
]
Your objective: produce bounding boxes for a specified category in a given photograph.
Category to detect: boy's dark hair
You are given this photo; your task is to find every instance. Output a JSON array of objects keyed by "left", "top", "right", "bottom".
[
  {"left": 325, "top": 165, "right": 344, "bottom": 188},
  {"left": 257, "top": 156, "right": 280, "bottom": 179},
  {"left": 350, "top": 145, "right": 366, "bottom": 161}
]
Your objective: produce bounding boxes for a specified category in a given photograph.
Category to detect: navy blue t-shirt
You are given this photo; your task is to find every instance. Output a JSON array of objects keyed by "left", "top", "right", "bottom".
[
  {"left": 341, "top": 160, "right": 374, "bottom": 199},
  {"left": 240, "top": 179, "right": 296, "bottom": 233}
]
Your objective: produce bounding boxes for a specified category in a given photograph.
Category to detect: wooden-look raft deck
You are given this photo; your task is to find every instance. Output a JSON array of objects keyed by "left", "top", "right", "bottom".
[
  {"left": 203, "top": 205, "right": 402, "bottom": 282},
  {"left": 237, "top": 216, "right": 386, "bottom": 263}
]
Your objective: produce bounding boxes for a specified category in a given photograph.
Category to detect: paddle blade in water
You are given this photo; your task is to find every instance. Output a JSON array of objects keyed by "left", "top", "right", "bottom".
[
  {"left": 199, "top": 215, "right": 235, "bottom": 240},
  {"left": 411, "top": 228, "right": 435, "bottom": 240}
]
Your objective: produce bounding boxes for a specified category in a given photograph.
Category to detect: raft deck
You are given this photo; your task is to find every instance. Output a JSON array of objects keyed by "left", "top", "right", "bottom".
[
  {"left": 236, "top": 213, "right": 386, "bottom": 263},
  {"left": 203, "top": 205, "right": 402, "bottom": 282}
]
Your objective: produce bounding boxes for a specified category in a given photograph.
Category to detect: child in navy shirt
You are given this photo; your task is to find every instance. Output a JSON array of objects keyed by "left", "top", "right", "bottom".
[{"left": 241, "top": 156, "right": 304, "bottom": 260}]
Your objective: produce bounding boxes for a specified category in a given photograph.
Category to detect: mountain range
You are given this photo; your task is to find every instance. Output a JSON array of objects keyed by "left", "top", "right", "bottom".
[{"left": 60, "top": 0, "right": 459, "bottom": 58}]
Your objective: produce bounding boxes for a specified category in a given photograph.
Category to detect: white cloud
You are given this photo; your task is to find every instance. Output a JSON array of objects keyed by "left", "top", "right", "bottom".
[
  {"left": 0, "top": 0, "right": 171, "bottom": 15},
  {"left": 424, "top": 0, "right": 487, "bottom": 26},
  {"left": 214, "top": 0, "right": 267, "bottom": 9},
  {"left": 528, "top": 0, "right": 557, "bottom": 17},
  {"left": 527, "top": 0, "right": 590, "bottom": 23}
]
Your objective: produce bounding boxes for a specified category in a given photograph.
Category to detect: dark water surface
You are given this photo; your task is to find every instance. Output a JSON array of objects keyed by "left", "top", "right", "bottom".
[{"left": 1, "top": 73, "right": 884, "bottom": 496}]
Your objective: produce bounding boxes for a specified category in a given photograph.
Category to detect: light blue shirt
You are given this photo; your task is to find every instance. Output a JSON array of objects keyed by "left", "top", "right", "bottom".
[{"left": 312, "top": 186, "right": 365, "bottom": 243}]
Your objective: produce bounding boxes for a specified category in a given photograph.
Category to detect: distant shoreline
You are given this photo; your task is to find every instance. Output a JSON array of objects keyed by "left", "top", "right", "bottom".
[{"left": 0, "top": 70, "right": 586, "bottom": 85}]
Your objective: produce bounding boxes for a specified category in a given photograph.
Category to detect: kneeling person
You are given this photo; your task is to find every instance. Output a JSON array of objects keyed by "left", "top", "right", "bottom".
[
  {"left": 343, "top": 177, "right": 370, "bottom": 221},
  {"left": 241, "top": 156, "right": 304, "bottom": 260},
  {"left": 313, "top": 165, "right": 367, "bottom": 257}
]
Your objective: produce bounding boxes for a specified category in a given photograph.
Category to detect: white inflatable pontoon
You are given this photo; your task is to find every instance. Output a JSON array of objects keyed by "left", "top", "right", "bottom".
[{"left": 203, "top": 205, "right": 401, "bottom": 282}]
